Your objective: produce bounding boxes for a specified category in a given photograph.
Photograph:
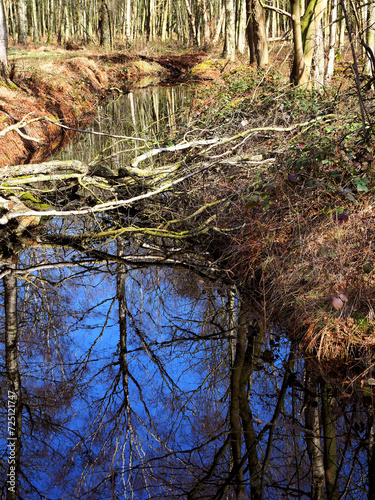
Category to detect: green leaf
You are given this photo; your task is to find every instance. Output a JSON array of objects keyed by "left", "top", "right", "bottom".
[{"left": 353, "top": 177, "right": 370, "bottom": 192}]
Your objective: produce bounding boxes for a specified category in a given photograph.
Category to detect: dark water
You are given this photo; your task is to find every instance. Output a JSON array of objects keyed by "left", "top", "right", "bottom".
[{"left": 0, "top": 85, "right": 374, "bottom": 499}]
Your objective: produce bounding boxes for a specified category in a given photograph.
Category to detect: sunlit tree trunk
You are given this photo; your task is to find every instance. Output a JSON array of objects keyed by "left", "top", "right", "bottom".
[
  {"left": 202, "top": 0, "right": 211, "bottom": 47},
  {"left": 183, "top": 0, "right": 198, "bottom": 45},
  {"left": 4, "top": 264, "right": 22, "bottom": 500},
  {"left": 0, "top": 0, "right": 8, "bottom": 66},
  {"left": 313, "top": 19, "right": 324, "bottom": 89},
  {"left": 237, "top": 0, "right": 247, "bottom": 54},
  {"left": 17, "top": 0, "right": 27, "bottom": 44},
  {"left": 223, "top": 0, "right": 236, "bottom": 60},
  {"left": 30, "top": 0, "right": 39, "bottom": 42},
  {"left": 213, "top": 7, "right": 225, "bottom": 45},
  {"left": 325, "top": 0, "right": 337, "bottom": 83},
  {"left": 301, "top": 0, "right": 328, "bottom": 78},
  {"left": 290, "top": 0, "right": 309, "bottom": 84},
  {"left": 365, "top": 2, "right": 375, "bottom": 76},
  {"left": 99, "top": 0, "right": 110, "bottom": 47},
  {"left": 161, "top": 0, "right": 170, "bottom": 41},
  {"left": 246, "top": 0, "right": 269, "bottom": 68}
]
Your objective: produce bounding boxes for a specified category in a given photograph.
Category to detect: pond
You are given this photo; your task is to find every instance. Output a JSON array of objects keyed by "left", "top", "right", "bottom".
[{"left": 0, "top": 84, "right": 374, "bottom": 499}]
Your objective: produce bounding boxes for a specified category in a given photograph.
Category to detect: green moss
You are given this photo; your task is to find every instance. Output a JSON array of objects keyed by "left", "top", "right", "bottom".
[{"left": 19, "top": 192, "right": 51, "bottom": 210}]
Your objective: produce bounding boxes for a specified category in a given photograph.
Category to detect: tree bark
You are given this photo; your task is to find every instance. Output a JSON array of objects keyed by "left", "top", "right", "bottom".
[
  {"left": 0, "top": 0, "right": 7, "bottom": 65},
  {"left": 99, "top": 0, "right": 110, "bottom": 47},
  {"left": 325, "top": 0, "right": 337, "bottom": 83},
  {"left": 246, "top": 0, "right": 269, "bottom": 68},
  {"left": 290, "top": 0, "right": 309, "bottom": 85},
  {"left": 17, "top": 0, "right": 27, "bottom": 44},
  {"left": 223, "top": 0, "right": 236, "bottom": 61}
]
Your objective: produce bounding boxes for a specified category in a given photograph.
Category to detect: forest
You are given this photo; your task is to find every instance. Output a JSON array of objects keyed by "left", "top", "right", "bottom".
[{"left": 0, "top": 0, "right": 375, "bottom": 499}]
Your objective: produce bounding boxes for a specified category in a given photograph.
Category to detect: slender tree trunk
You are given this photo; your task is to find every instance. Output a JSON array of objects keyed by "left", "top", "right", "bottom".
[
  {"left": 17, "top": 0, "right": 27, "bottom": 44},
  {"left": 99, "top": 0, "right": 110, "bottom": 47},
  {"left": 301, "top": 0, "right": 328, "bottom": 77},
  {"left": 246, "top": 0, "right": 269, "bottom": 68},
  {"left": 237, "top": 0, "right": 247, "bottom": 54},
  {"left": 124, "top": 0, "right": 132, "bottom": 40},
  {"left": 201, "top": 0, "right": 211, "bottom": 47},
  {"left": 305, "top": 366, "right": 325, "bottom": 500},
  {"left": 4, "top": 264, "right": 22, "bottom": 500},
  {"left": 313, "top": 19, "right": 324, "bottom": 89},
  {"left": 183, "top": 0, "right": 198, "bottom": 45},
  {"left": 30, "top": 0, "right": 39, "bottom": 42},
  {"left": 213, "top": 7, "right": 225, "bottom": 45},
  {"left": 0, "top": 0, "right": 8, "bottom": 65},
  {"left": 325, "top": 0, "right": 337, "bottom": 83},
  {"left": 223, "top": 0, "right": 236, "bottom": 60},
  {"left": 290, "top": 0, "right": 309, "bottom": 84},
  {"left": 365, "top": 2, "right": 375, "bottom": 76}
]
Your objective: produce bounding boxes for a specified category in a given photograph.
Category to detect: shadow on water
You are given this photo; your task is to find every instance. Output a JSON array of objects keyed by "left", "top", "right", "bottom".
[{"left": 1, "top": 85, "right": 375, "bottom": 499}]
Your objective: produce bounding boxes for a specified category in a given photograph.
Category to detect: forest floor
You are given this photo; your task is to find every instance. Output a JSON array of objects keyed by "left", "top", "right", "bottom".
[{"left": 0, "top": 44, "right": 220, "bottom": 167}]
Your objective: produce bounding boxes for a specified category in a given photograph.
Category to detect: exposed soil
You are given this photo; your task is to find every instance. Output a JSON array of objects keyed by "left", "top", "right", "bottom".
[{"left": 0, "top": 48, "right": 209, "bottom": 167}]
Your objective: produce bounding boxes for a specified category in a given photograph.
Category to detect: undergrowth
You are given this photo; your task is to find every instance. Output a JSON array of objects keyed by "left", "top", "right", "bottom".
[{"left": 186, "top": 65, "right": 375, "bottom": 375}]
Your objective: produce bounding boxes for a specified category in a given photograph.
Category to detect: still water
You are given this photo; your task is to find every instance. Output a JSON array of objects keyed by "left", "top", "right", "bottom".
[{"left": 0, "top": 85, "right": 373, "bottom": 499}]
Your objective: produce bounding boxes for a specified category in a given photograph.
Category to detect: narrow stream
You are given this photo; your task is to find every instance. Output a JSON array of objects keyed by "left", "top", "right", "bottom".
[
  {"left": 0, "top": 85, "right": 372, "bottom": 499},
  {"left": 57, "top": 84, "right": 193, "bottom": 168}
]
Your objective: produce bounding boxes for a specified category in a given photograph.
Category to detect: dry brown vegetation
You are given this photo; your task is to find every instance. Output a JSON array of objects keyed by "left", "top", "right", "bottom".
[{"left": 155, "top": 63, "right": 375, "bottom": 373}]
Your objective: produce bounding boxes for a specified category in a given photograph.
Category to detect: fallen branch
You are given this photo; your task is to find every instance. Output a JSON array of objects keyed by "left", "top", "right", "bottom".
[
  {"left": 130, "top": 115, "right": 336, "bottom": 166},
  {"left": 0, "top": 163, "right": 216, "bottom": 221},
  {"left": 0, "top": 113, "right": 46, "bottom": 143}
]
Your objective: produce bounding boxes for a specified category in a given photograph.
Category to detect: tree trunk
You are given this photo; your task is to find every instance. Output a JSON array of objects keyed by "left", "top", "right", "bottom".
[
  {"left": 4, "top": 264, "right": 22, "bottom": 500},
  {"left": 17, "top": 0, "right": 27, "bottom": 44},
  {"left": 325, "top": 0, "right": 337, "bottom": 83},
  {"left": 301, "top": 0, "right": 328, "bottom": 78},
  {"left": 246, "top": 0, "right": 269, "bottom": 68},
  {"left": 290, "top": 0, "right": 309, "bottom": 84},
  {"left": 223, "top": 0, "right": 236, "bottom": 61},
  {"left": 305, "top": 366, "right": 325, "bottom": 500},
  {"left": 161, "top": 0, "right": 170, "bottom": 41},
  {"left": 183, "top": 0, "right": 198, "bottom": 45},
  {"left": 0, "top": 0, "right": 8, "bottom": 65},
  {"left": 365, "top": 2, "right": 375, "bottom": 76},
  {"left": 237, "top": 0, "right": 247, "bottom": 54},
  {"left": 99, "top": 0, "right": 110, "bottom": 47}
]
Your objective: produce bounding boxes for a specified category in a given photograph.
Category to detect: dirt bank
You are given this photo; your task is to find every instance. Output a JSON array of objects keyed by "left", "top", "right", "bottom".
[{"left": 0, "top": 49, "right": 207, "bottom": 167}]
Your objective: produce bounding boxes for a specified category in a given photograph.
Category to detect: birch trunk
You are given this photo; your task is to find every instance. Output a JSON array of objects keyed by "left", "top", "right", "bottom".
[{"left": 0, "top": 0, "right": 8, "bottom": 65}]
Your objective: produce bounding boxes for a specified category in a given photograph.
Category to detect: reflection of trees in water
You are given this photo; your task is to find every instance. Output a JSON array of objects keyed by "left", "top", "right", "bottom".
[
  {"left": 1, "top": 87, "right": 375, "bottom": 499},
  {"left": 1, "top": 240, "right": 375, "bottom": 498},
  {"left": 59, "top": 85, "right": 192, "bottom": 170}
]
